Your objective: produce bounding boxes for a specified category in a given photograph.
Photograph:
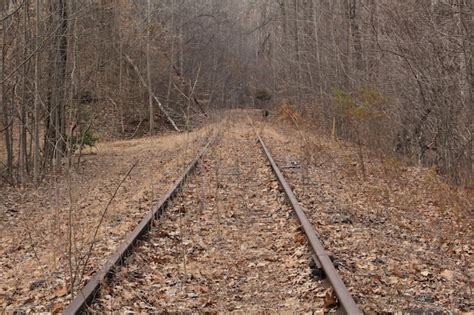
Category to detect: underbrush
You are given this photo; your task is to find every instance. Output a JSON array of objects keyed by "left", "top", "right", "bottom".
[
  {"left": 271, "top": 86, "right": 472, "bottom": 187},
  {"left": 269, "top": 99, "right": 472, "bottom": 235}
]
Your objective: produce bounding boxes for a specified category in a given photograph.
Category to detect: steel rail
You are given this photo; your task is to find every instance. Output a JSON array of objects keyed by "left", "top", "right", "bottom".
[
  {"left": 63, "top": 136, "right": 215, "bottom": 315},
  {"left": 258, "top": 135, "right": 362, "bottom": 315}
]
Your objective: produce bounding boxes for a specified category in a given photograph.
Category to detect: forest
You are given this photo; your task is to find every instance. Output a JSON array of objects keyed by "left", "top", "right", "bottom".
[
  {"left": 0, "top": 0, "right": 473, "bottom": 313},
  {"left": 0, "top": 0, "right": 472, "bottom": 185}
]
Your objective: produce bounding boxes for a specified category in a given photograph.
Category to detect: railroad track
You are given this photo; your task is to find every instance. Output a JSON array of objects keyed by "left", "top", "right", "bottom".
[
  {"left": 258, "top": 136, "right": 360, "bottom": 315},
  {"left": 64, "top": 128, "right": 361, "bottom": 314}
]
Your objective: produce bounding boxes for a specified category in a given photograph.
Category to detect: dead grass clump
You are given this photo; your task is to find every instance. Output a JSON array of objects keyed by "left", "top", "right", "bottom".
[
  {"left": 275, "top": 102, "right": 303, "bottom": 127},
  {"left": 381, "top": 156, "right": 406, "bottom": 182}
]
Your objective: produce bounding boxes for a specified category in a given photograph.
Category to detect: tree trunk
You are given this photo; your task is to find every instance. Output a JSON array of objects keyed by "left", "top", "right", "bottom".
[
  {"left": 146, "top": 0, "right": 154, "bottom": 133},
  {"left": 123, "top": 53, "right": 181, "bottom": 132},
  {"left": 19, "top": 0, "right": 29, "bottom": 182},
  {"left": 312, "top": 0, "right": 325, "bottom": 118},
  {"left": 1, "top": 16, "right": 13, "bottom": 181},
  {"left": 33, "top": 0, "right": 40, "bottom": 183},
  {"left": 44, "top": 0, "right": 68, "bottom": 168},
  {"left": 348, "top": 0, "right": 363, "bottom": 81},
  {"left": 293, "top": 0, "right": 302, "bottom": 96},
  {"left": 460, "top": 0, "right": 473, "bottom": 177}
]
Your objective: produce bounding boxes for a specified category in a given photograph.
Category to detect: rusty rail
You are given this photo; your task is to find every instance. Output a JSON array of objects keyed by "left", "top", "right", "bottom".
[
  {"left": 258, "top": 135, "right": 362, "bottom": 315},
  {"left": 63, "top": 136, "right": 215, "bottom": 315}
]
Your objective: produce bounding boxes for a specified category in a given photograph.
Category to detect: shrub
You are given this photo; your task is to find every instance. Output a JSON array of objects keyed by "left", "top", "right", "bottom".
[{"left": 68, "top": 129, "right": 99, "bottom": 152}]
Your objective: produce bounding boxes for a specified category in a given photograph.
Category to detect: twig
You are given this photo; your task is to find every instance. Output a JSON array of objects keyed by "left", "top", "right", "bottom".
[
  {"left": 0, "top": 167, "right": 14, "bottom": 186},
  {"left": 121, "top": 52, "right": 181, "bottom": 132},
  {"left": 0, "top": 119, "right": 13, "bottom": 133},
  {"left": 68, "top": 174, "right": 75, "bottom": 299},
  {"left": 77, "top": 160, "right": 139, "bottom": 286},
  {"left": 130, "top": 117, "right": 144, "bottom": 139}
]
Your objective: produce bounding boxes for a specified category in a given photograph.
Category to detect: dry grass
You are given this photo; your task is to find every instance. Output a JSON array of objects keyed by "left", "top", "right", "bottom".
[
  {"left": 259, "top": 120, "right": 473, "bottom": 312},
  {"left": 0, "top": 124, "right": 213, "bottom": 313},
  {"left": 274, "top": 102, "right": 303, "bottom": 127},
  {"left": 1, "top": 111, "right": 472, "bottom": 313}
]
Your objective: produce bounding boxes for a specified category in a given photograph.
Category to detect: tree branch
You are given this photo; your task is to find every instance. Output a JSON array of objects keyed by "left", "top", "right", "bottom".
[{"left": 122, "top": 52, "right": 181, "bottom": 132}]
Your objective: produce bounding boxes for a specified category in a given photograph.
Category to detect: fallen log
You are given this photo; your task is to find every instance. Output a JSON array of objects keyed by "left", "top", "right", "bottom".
[{"left": 122, "top": 53, "right": 181, "bottom": 132}]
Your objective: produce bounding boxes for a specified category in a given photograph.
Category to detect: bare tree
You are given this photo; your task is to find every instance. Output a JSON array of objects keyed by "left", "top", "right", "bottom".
[
  {"left": 146, "top": 0, "right": 154, "bottom": 133},
  {"left": 33, "top": 0, "right": 40, "bottom": 183},
  {"left": 1, "top": 0, "right": 471, "bottom": 184}
]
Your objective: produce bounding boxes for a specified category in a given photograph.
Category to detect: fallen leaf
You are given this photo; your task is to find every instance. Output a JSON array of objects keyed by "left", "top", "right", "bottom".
[
  {"left": 123, "top": 291, "right": 134, "bottom": 301},
  {"left": 294, "top": 233, "right": 306, "bottom": 245},
  {"left": 440, "top": 269, "right": 454, "bottom": 281},
  {"left": 51, "top": 302, "right": 64, "bottom": 314},
  {"left": 389, "top": 276, "right": 399, "bottom": 284},
  {"left": 323, "top": 289, "right": 338, "bottom": 308}
]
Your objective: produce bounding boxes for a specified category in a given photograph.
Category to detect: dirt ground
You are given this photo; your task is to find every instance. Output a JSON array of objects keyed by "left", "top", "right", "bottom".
[
  {"left": 0, "top": 124, "right": 212, "bottom": 313},
  {"left": 89, "top": 119, "right": 326, "bottom": 313},
  {"left": 259, "top": 119, "right": 473, "bottom": 313},
  {"left": 1, "top": 111, "right": 472, "bottom": 313}
]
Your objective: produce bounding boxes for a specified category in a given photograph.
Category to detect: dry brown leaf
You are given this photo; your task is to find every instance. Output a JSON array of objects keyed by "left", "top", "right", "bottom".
[
  {"left": 323, "top": 289, "right": 338, "bottom": 308},
  {"left": 54, "top": 285, "right": 68, "bottom": 298},
  {"left": 51, "top": 302, "right": 64, "bottom": 314},
  {"left": 294, "top": 233, "right": 306, "bottom": 245},
  {"left": 440, "top": 269, "right": 454, "bottom": 281},
  {"left": 123, "top": 291, "right": 134, "bottom": 301}
]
